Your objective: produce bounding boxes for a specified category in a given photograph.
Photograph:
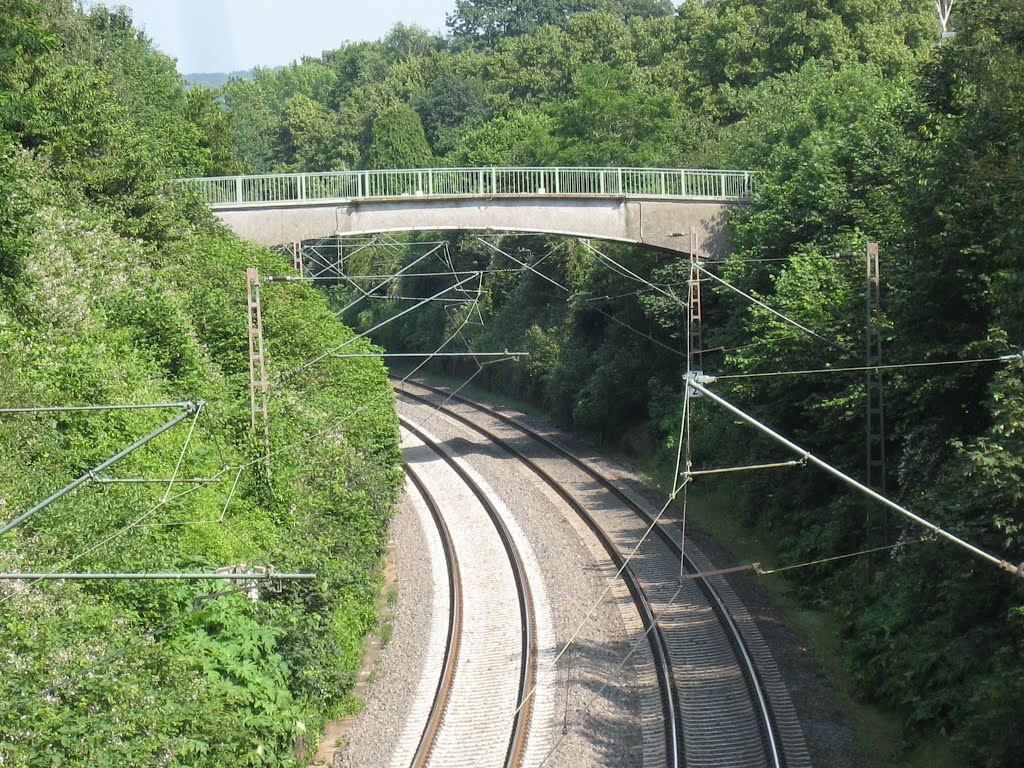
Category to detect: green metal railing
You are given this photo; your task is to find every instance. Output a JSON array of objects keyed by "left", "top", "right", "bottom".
[{"left": 178, "top": 167, "right": 753, "bottom": 207}]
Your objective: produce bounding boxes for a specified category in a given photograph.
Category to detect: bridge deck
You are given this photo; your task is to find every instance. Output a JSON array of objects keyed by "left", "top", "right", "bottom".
[{"left": 180, "top": 167, "right": 751, "bottom": 257}]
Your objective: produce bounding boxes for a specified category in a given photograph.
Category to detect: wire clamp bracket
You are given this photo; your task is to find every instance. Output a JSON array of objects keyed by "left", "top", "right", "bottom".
[{"left": 685, "top": 370, "right": 716, "bottom": 398}]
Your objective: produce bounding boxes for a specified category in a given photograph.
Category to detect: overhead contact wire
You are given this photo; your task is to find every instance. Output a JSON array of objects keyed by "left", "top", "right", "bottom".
[
  {"left": 714, "top": 354, "right": 1018, "bottom": 379},
  {"left": 695, "top": 262, "right": 854, "bottom": 356}
]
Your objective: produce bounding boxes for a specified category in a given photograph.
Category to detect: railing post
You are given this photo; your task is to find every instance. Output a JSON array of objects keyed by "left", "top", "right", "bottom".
[{"left": 189, "top": 165, "right": 752, "bottom": 206}]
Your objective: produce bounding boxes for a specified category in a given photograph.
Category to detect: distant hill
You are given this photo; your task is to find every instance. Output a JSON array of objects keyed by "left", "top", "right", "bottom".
[{"left": 184, "top": 70, "right": 253, "bottom": 88}]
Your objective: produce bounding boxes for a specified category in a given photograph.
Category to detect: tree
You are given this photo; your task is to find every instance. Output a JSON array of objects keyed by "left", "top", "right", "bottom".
[
  {"left": 447, "top": 0, "right": 672, "bottom": 48},
  {"left": 365, "top": 103, "right": 433, "bottom": 169},
  {"left": 676, "top": 0, "right": 936, "bottom": 119},
  {"left": 548, "top": 62, "right": 684, "bottom": 165},
  {"left": 0, "top": 0, "right": 53, "bottom": 133},
  {"left": 184, "top": 84, "right": 237, "bottom": 176},
  {"left": 450, "top": 109, "right": 556, "bottom": 165},
  {"left": 413, "top": 71, "right": 491, "bottom": 153},
  {"left": 276, "top": 92, "right": 351, "bottom": 171}
]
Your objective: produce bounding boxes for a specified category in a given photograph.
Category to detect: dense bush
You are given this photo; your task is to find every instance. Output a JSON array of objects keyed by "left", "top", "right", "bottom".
[{"left": 0, "top": 2, "right": 401, "bottom": 765}]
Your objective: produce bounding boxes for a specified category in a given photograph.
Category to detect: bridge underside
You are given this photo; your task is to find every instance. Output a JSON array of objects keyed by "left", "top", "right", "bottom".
[{"left": 215, "top": 195, "right": 732, "bottom": 257}]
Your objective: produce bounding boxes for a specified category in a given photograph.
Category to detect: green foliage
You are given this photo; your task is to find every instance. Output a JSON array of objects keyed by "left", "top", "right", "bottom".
[
  {"left": 0, "top": 3, "right": 402, "bottom": 765},
  {"left": 676, "top": 0, "right": 936, "bottom": 118},
  {"left": 277, "top": 93, "right": 349, "bottom": 171},
  {"left": 0, "top": 141, "right": 33, "bottom": 280},
  {"left": 446, "top": 0, "right": 672, "bottom": 48},
  {"left": 451, "top": 109, "right": 555, "bottom": 165},
  {"left": 366, "top": 103, "right": 433, "bottom": 169},
  {"left": 185, "top": 84, "right": 239, "bottom": 176},
  {"left": 548, "top": 61, "right": 686, "bottom": 165},
  {"left": 413, "top": 71, "right": 491, "bottom": 153}
]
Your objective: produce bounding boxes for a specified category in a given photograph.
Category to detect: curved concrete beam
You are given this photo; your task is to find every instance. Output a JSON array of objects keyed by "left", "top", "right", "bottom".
[{"left": 215, "top": 195, "right": 734, "bottom": 257}]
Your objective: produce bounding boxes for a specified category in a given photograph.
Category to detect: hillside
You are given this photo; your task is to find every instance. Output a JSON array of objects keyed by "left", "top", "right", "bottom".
[
  {"left": 0, "top": 2, "right": 401, "bottom": 765},
  {"left": 184, "top": 70, "right": 254, "bottom": 89}
]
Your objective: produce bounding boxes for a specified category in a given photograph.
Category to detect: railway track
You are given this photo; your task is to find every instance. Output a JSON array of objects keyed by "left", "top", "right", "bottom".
[
  {"left": 398, "top": 418, "right": 536, "bottom": 767},
  {"left": 395, "top": 379, "right": 811, "bottom": 768}
]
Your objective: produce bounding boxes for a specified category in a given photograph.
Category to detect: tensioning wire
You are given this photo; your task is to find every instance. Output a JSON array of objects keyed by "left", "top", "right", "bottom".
[
  {"left": 756, "top": 535, "right": 936, "bottom": 576},
  {"left": 713, "top": 354, "right": 1017, "bottom": 380}
]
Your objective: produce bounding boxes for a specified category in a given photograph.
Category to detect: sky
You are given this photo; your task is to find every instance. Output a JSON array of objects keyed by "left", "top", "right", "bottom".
[{"left": 89, "top": 0, "right": 456, "bottom": 74}]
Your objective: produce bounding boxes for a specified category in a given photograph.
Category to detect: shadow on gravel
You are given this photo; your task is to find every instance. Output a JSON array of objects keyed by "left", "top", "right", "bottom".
[{"left": 543, "top": 635, "right": 652, "bottom": 765}]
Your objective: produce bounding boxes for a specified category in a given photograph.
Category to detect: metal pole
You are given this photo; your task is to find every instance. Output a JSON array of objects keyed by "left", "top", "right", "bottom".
[
  {"left": 865, "top": 243, "right": 887, "bottom": 554},
  {"left": 0, "top": 403, "right": 199, "bottom": 536},
  {"left": 687, "top": 377, "right": 1024, "bottom": 579}
]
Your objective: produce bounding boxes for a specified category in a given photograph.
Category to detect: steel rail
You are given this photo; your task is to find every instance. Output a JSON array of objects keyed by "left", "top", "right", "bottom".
[
  {"left": 398, "top": 379, "right": 795, "bottom": 768},
  {"left": 400, "top": 417, "right": 536, "bottom": 768},
  {"left": 425, "top": 380, "right": 786, "bottom": 767},
  {"left": 404, "top": 465, "right": 463, "bottom": 768},
  {"left": 396, "top": 386, "right": 682, "bottom": 768}
]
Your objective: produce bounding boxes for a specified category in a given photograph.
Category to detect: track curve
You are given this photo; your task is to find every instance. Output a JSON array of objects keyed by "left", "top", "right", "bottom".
[
  {"left": 395, "top": 379, "right": 811, "bottom": 768},
  {"left": 399, "top": 418, "right": 536, "bottom": 768}
]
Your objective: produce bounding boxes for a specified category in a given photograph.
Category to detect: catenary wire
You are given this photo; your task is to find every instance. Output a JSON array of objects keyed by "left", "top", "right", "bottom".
[
  {"left": 713, "top": 354, "right": 1018, "bottom": 379},
  {"left": 695, "top": 262, "right": 854, "bottom": 356}
]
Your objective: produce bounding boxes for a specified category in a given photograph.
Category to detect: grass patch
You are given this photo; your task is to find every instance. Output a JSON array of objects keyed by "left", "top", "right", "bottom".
[{"left": 377, "top": 620, "right": 394, "bottom": 648}]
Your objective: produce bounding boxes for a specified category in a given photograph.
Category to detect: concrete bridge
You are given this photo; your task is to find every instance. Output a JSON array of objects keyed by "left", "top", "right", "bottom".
[{"left": 181, "top": 167, "right": 752, "bottom": 257}]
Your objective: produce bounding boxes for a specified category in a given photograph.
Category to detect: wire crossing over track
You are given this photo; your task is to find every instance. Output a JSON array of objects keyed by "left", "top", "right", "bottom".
[{"left": 397, "top": 379, "right": 812, "bottom": 768}]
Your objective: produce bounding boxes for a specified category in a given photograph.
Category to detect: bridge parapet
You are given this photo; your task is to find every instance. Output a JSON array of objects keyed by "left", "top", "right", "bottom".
[{"left": 179, "top": 166, "right": 753, "bottom": 207}]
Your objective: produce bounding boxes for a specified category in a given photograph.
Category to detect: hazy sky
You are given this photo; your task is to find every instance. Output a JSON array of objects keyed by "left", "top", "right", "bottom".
[{"left": 91, "top": 1, "right": 456, "bottom": 74}]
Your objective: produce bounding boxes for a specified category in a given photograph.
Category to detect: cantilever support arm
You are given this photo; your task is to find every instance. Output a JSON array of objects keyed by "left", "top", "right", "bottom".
[
  {"left": 0, "top": 402, "right": 201, "bottom": 536},
  {"left": 687, "top": 377, "right": 1024, "bottom": 580}
]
